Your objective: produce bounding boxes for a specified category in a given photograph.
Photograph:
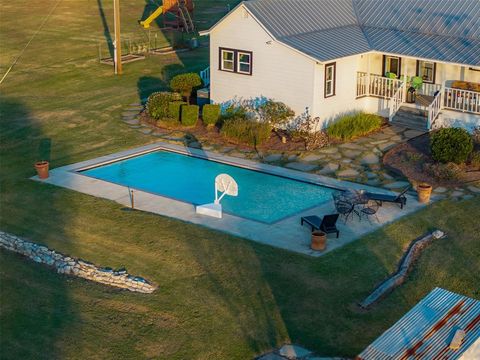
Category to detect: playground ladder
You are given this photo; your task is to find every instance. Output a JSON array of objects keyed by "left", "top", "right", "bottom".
[{"left": 178, "top": 0, "right": 195, "bottom": 33}]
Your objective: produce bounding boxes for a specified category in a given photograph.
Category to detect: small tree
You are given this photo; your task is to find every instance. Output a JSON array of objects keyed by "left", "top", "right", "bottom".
[
  {"left": 258, "top": 100, "right": 295, "bottom": 128},
  {"left": 170, "top": 73, "right": 202, "bottom": 103}
]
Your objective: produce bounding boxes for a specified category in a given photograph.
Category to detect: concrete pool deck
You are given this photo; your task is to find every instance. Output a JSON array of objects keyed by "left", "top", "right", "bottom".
[{"left": 32, "top": 141, "right": 432, "bottom": 257}]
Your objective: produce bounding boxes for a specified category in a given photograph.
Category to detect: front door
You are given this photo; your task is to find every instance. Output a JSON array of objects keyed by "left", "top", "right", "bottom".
[{"left": 383, "top": 55, "right": 401, "bottom": 77}]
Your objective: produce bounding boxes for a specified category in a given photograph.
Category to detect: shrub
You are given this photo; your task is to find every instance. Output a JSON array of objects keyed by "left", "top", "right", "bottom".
[
  {"left": 326, "top": 112, "right": 383, "bottom": 141},
  {"left": 181, "top": 105, "right": 199, "bottom": 127},
  {"left": 424, "top": 162, "right": 462, "bottom": 181},
  {"left": 202, "top": 104, "right": 221, "bottom": 126},
  {"left": 258, "top": 100, "right": 294, "bottom": 128},
  {"left": 146, "top": 92, "right": 182, "bottom": 120},
  {"left": 220, "top": 117, "right": 271, "bottom": 146},
  {"left": 167, "top": 101, "right": 188, "bottom": 122},
  {"left": 430, "top": 128, "right": 473, "bottom": 164},
  {"left": 170, "top": 73, "right": 202, "bottom": 103},
  {"left": 472, "top": 126, "right": 480, "bottom": 145},
  {"left": 286, "top": 114, "right": 328, "bottom": 150},
  {"left": 220, "top": 104, "right": 249, "bottom": 121},
  {"left": 469, "top": 151, "right": 480, "bottom": 169}
]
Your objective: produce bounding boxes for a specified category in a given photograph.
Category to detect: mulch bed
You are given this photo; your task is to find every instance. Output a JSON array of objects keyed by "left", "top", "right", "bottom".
[{"left": 383, "top": 133, "right": 480, "bottom": 187}]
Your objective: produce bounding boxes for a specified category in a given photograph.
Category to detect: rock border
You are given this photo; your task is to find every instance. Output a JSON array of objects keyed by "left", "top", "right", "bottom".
[
  {"left": 0, "top": 231, "right": 157, "bottom": 293},
  {"left": 359, "top": 230, "right": 445, "bottom": 309}
]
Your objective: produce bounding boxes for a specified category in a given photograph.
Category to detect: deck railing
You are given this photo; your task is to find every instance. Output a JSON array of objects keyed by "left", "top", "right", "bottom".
[
  {"left": 200, "top": 66, "right": 210, "bottom": 86},
  {"left": 418, "top": 83, "right": 442, "bottom": 97},
  {"left": 356, "top": 72, "right": 403, "bottom": 99},
  {"left": 443, "top": 87, "right": 480, "bottom": 114},
  {"left": 427, "top": 87, "right": 443, "bottom": 129},
  {"left": 388, "top": 81, "right": 406, "bottom": 122}
]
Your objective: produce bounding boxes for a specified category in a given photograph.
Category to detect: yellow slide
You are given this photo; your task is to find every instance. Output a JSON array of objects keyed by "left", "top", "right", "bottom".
[{"left": 140, "top": 5, "right": 163, "bottom": 29}]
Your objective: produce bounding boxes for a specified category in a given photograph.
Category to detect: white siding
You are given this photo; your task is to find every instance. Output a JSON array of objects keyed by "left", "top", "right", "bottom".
[
  {"left": 460, "top": 337, "right": 480, "bottom": 360},
  {"left": 209, "top": 5, "right": 315, "bottom": 115}
]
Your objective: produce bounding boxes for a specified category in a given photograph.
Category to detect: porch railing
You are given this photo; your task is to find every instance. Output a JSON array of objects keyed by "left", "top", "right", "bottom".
[
  {"left": 427, "top": 86, "right": 443, "bottom": 129},
  {"left": 389, "top": 81, "right": 406, "bottom": 122},
  {"left": 443, "top": 87, "right": 480, "bottom": 114},
  {"left": 356, "top": 72, "right": 403, "bottom": 99},
  {"left": 418, "top": 83, "right": 442, "bottom": 97}
]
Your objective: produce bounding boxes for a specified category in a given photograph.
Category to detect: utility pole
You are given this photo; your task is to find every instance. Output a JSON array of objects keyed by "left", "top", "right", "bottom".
[{"left": 113, "top": 0, "right": 122, "bottom": 75}]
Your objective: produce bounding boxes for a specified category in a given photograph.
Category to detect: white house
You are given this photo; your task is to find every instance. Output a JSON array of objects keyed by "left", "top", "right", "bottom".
[
  {"left": 357, "top": 287, "right": 480, "bottom": 360},
  {"left": 200, "top": 0, "right": 480, "bottom": 131}
]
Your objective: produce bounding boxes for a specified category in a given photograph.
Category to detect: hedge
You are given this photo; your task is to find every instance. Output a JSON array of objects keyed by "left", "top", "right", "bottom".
[
  {"left": 181, "top": 105, "right": 199, "bottom": 127},
  {"left": 202, "top": 104, "right": 221, "bottom": 126},
  {"left": 146, "top": 92, "right": 182, "bottom": 120},
  {"left": 167, "top": 101, "right": 188, "bottom": 122}
]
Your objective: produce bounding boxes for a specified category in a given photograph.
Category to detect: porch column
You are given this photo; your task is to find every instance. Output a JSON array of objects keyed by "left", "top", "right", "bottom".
[{"left": 367, "top": 53, "right": 371, "bottom": 95}]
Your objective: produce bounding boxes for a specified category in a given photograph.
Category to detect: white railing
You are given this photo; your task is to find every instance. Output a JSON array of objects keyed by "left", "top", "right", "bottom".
[
  {"left": 389, "top": 81, "right": 406, "bottom": 122},
  {"left": 418, "top": 83, "right": 442, "bottom": 97},
  {"left": 443, "top": 87, "right": 480, "bottom": 114},
  {"left": 200, "top": 66, "right": 210, "bottom": 86},
  {"left": 427, "top": 86, "right": 443, "bottom": 129},
  {"left": 356, "top": 72, "right": 403, "bottom": 99}
]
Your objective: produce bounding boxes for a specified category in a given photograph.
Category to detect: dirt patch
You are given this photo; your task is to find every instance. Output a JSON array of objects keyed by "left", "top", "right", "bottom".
[{"left": 383, "top": 133, "right": 480, "bottom": 187}]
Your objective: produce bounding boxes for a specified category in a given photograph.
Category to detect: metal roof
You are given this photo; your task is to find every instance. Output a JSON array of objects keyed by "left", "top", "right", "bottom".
[
  {"left": 357, "top": 287, "right": 480, "bottom": 360},
  {"left": 241, "top": 0, "right": 480, "bottom": 65}
]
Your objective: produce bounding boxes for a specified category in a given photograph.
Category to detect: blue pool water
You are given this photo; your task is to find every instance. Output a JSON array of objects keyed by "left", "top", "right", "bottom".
[{"left": 81, "top": 151, "right": 336, "bottom": 223}]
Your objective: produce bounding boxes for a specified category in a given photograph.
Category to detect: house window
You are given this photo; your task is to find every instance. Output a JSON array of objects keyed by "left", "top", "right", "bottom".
[
  {"left": 237, "top": 51, "right": 252, "bottom": 74},
  {"left": 220, "top": 49, "right": 234, "bottom": 72},
  {"left": 219, "top": 48, "right": 253, "bottom": 75},
  {"left": 324, "top": 62, "right": 336, "bottom": 98},
  {"left": 417, "top": 60, "right": 436, "bottom": 83},
  {"left": 383, "top": 55, "right": 401, "bottom": 77}
]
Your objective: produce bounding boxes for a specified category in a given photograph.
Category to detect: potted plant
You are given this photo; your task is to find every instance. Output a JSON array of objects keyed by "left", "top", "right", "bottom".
[
  {"left": 34, "top": 160, "right": 49, "bottom": 179},
  {"left": 311, "top": 231, "right": 327, "bottom": 251},
  {"left": 417, "top": 183, "right": 432, "bottom": 203}
]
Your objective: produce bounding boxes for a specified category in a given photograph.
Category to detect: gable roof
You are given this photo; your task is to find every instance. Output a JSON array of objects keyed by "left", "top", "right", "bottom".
[
  {"left": 357, "top": 288, "right": 480, "bottom": 360},
  {"left": 237, "top": 0, "right": 480, "bottom": 66}
]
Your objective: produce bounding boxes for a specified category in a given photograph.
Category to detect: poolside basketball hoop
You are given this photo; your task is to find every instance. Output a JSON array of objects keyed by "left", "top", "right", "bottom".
[{"left": 196, "top": 174, "right": 238, "bottom": 218}]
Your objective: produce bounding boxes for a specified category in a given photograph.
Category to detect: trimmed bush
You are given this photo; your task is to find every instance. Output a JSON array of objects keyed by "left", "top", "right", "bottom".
[
  {"left": 146, "top": 92, "right": 182, "bottom": 120},
  {"left": 220, "top": 117, "right": 271, "bottom": 146},
  {"left": 326, "top": 112, "right": 383, "bottom": 141},
  {"left": 170, "top": 73, "right": 202, "bottom": 102},
  {"left": 430, "top": 128, "right": 473, "bottom": 164},
  {"left": 181, "top": 105, "right": 199, "bottom": 127},
  {"left": 167, "top": 101, "right": 188, "bottom": 122},
  {"left": 202, "top": 104, "right": 221, "bottom": 126},
  {"left": 424, "top": 162, "right": 462, "bottom": 181}
]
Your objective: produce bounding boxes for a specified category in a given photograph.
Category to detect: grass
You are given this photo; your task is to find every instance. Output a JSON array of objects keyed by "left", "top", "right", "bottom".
[
  {"left": 326, "top": 112, "right": 383, "bottom": 141},
  {"left": 0, "top": 0, "right": 479, "bottom": 359}
]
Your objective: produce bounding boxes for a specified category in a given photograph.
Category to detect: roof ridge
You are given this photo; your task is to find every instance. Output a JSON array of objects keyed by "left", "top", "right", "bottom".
[
  {"left": 363, "top": 24, "right": 479, "bottom": 42},
  {"left": 278, "top": 23, "right": 366, "bottom": 40}
]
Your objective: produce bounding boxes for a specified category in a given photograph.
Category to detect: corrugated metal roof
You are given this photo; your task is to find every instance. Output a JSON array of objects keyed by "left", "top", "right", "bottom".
[
  {"left": 357, "top": 287, "right": 480, "bottom": 360},
  {"left": 242, "top": 0, "right": 480, "bottom": 65}
]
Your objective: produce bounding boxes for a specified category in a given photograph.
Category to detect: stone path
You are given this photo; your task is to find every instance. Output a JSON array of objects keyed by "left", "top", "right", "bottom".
[{"left": 120, "top": 104, "right": 480, "bottom": 199}]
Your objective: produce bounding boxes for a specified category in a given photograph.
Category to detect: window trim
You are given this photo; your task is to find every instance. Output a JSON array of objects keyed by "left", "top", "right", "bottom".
[
  {"left": 324, "top": 62, "right": 336, "bottom": 98},
  {"left": 219, "top": 48, "right": 235, "bottom": 72},
  {"left": 237, "top": 51, "right": 253, "bottom": 75},
  {"left": 218, "top": 47, "right": 253, "bottom": 76},
  {"left": 416, "top": 60, "right": 436, "bottom": 84},
  {"left": 382, "top": 55, "right": 402, "bottom": 77}
]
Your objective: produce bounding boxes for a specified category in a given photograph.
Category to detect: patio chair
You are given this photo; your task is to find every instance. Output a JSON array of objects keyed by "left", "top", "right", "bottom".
[
  {"left": 300, "top": 214, "right": 340, "bottom": 238},
  {"left": 365, "top": 185, "right": 411, "bottom": 209},
  {"left": 361, "top": 200, "right": 380, "bottom": 223},
  {"left": 332, "top": 192, "right": 355, "bottom": 223}
]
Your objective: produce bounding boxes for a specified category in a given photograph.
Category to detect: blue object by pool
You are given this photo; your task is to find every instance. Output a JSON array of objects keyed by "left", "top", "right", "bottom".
[{"left": 81, "top": 151, "right": 336, "bottom": 223}]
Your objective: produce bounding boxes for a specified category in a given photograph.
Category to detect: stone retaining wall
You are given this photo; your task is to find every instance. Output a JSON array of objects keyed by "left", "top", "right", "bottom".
[
  {"left": 359, "top": 229, "right": 445, "bottom": 309},
  {"left": 0, "top": 231, "right": 156, "bottom": 293}
]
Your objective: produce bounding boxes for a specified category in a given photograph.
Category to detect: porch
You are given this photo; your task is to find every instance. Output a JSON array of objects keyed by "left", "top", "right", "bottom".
[{"left": 355, "top": 53, "right": 480, "bottom": 130}]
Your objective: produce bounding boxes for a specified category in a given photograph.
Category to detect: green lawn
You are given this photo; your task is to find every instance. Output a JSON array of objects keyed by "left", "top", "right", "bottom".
[{"left": 1, "top": 1, "right": 480, "bottom": 359}]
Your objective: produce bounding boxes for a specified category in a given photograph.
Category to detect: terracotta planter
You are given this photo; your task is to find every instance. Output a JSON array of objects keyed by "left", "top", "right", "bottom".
[
  {"left": 417, "top": 183, "right": 432, "bottom": 203},
  {"left": 35, "top": 161, "right": 49, "bottom": 179},
  {"left": 311, "top": 231, "right": 327, "bottom": 251}
]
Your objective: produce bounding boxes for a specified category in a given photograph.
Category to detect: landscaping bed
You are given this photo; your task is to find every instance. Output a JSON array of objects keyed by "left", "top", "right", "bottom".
[{"left": 384, "top": 131, "right": 480, "bottom": 187}]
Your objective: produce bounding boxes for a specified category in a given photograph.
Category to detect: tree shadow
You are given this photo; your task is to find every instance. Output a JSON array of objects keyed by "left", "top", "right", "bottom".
[
  {"left": 137, "top": 76, "right": 167, "bottom": 104},
  {"left": 0, "top": 96, "right": 76, "bottom": 359},
  {"left": 96, "top": 0, "right": 113, "bottom": 58}
]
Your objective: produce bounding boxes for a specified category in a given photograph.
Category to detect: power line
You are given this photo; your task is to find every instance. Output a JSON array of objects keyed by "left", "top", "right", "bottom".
[{"left": 0, "top": 0, "right": 63, "bottom": 85}]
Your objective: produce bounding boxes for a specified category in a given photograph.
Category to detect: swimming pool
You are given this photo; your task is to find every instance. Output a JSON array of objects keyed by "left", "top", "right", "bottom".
[{"left": 80, "top": 150, "right": 336, "bottom": 223}]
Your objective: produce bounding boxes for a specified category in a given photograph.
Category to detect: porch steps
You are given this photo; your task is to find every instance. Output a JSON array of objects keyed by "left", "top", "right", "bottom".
[{"left": 391, "top": 107, "right": 429, "bottom": 132}]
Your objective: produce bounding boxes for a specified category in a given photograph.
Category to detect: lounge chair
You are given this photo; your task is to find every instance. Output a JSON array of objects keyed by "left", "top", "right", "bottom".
[
  {"left": 301, "top": 214, "right": 340, "bottom": 238},
  {"left": 365, "top": 185, "right": 410, "bottom": 209}
]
